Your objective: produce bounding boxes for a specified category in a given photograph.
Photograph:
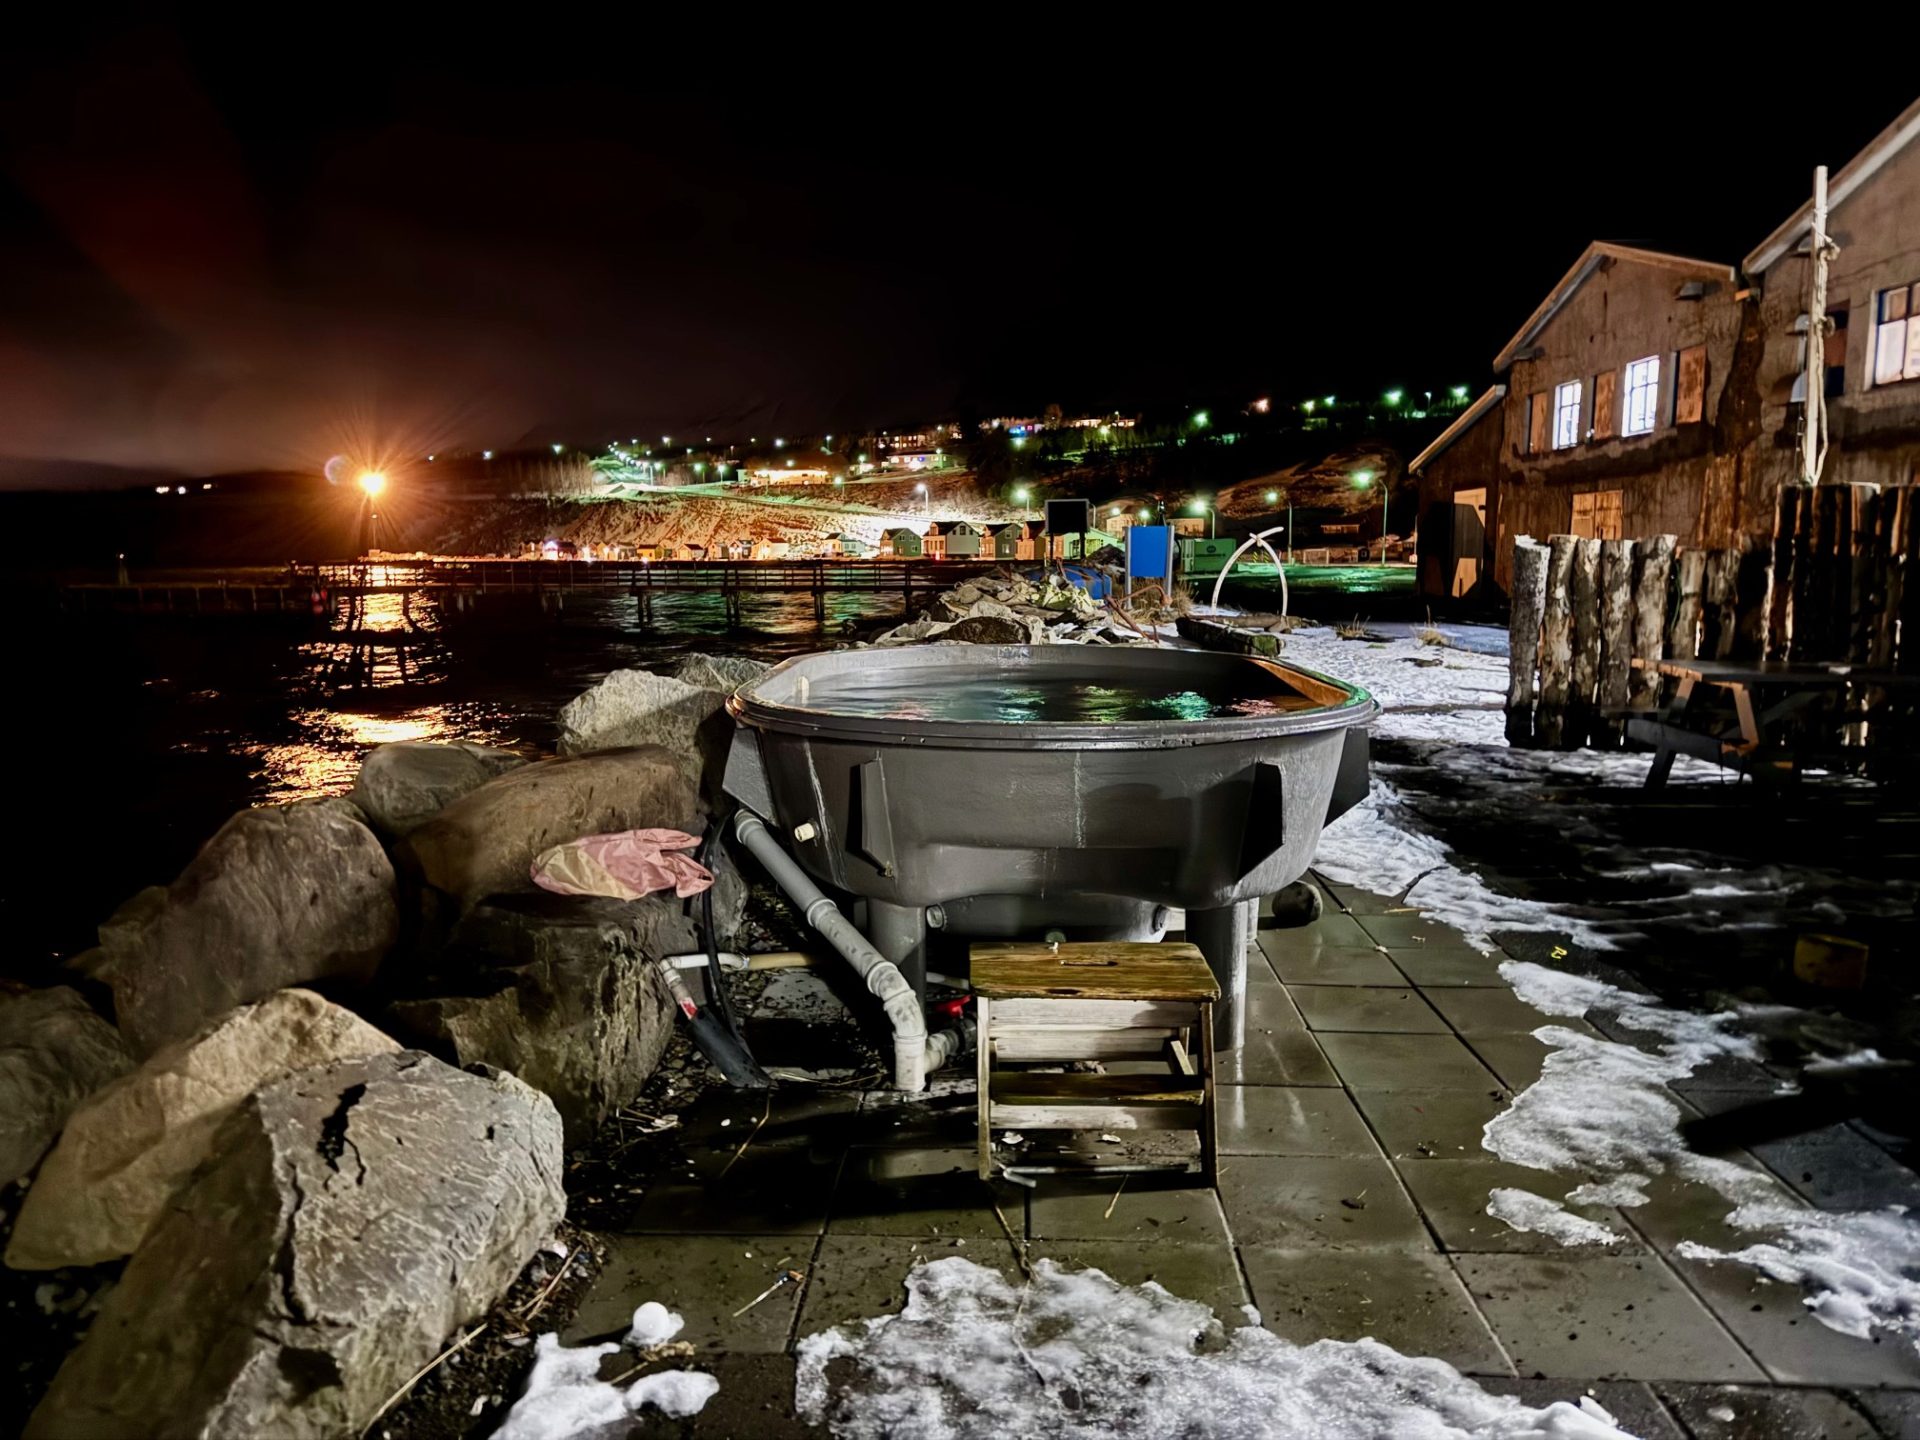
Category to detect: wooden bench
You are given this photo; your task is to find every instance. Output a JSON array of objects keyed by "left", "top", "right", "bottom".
[{"left": 971, "top": 941, "right": 1219, "bottom": 1185}]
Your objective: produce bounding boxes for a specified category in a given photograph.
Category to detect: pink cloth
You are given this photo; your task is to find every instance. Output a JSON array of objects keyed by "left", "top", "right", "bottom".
[{"left": 530, "top": 827, "right": 715, "bottom": 901}]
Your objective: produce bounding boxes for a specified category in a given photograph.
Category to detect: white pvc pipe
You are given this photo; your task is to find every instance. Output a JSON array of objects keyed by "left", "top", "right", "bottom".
[
  {"left": 733, "top": 811, "right": 966, "bottom": 1090},
  {"left": 1208, "top": 524, "right": 1290, "bottom": 617}
]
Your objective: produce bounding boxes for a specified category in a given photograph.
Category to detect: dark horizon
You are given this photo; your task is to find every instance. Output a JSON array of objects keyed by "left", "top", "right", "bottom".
[{"left": 3, "top": 22, "right": 1913, "bottom": 488}]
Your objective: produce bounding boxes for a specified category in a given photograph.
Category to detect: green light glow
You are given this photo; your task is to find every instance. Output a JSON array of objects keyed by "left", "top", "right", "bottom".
[
  {"left": 1193, "top": 410, "right": 1210, "bottom": 427},
  {"left": 1352, "top": 470, "right": 1375, "bottom": 488},
  {"left": 1324, "top": 396, "right": 1336, "bottom": 407},
  {"left": 1138, "top": 509, "right": 1151, "bottom": 521},
  {"left": 1384, "top": 390, "right": 1403, "bottom": 406},
  {"left": 1265, "top": 490, "right": 1279, "bottom": 503},
  {"left": 1450, "top": 385, "right": 1469, "bottom": 400}
]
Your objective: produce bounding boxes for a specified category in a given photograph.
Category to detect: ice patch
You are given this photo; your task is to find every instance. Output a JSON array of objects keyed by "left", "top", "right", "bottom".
[
  {"left": 494, "top": 1321, "right": 716, "bottom": 1440},
  {"left": 625, "top": 1300, "right": 684, "bottom": 1348},
  {"left": 795, "top": 1256, "right": 1632, "bottom": 1438},
  {"left": 1487, "top": 1188, "right": 1625, "bottom": 1246}
]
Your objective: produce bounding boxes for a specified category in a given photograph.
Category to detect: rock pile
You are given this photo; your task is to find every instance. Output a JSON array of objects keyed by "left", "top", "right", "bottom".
[
  {"left": 7, "top": 988, "right": 398, "bottom": 1269},
  {"left": 87, "top": 798, "right": 399, "bottom": 1057},
  {"left": 26, "top": 1052, "right": 564, "bottom": 1439},
  {"left": 0, "top": 988, "right": 132, "bottom": 1187},
  {"left": 350, "top": 739, "right": 528, "bottom": 837},
  {"left": 870, "top": 570, "right": 1152, "bottom": 648}
]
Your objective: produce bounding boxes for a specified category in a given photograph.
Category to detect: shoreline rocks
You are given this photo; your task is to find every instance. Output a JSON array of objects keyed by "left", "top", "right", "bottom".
[
  {"left": 350, "top": 740, "right": 528, "bottom": 837},
  {"left": 0, "top": 988, "right": 133, "bottom": 1187},
  {"left": 390, "top": 894, "right": 691, "bottom": 1147},
  {"left": 6, "top": 989, "right": 398, "bottom": 1270},
  {"left": 92, "top": 798, "right": 399, "bottom": 1057},
  {"left": 400, "top": 745, "right": 701, "bottom": 911},
  {"left": 26, "top": 1051, "right": 564, "bottom": 1440}
]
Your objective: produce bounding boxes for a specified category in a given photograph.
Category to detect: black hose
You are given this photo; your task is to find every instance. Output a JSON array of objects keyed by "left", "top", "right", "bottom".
[{"left": 692, "top": 807, "right": 742, "bottom": 1042}]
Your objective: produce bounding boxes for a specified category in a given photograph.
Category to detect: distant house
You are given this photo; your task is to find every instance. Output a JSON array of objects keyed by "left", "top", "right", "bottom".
[
  {"left": 824, "top": 533, "right": 871, "bottom": 558},
  {"left": 633, "top": 542, "right": 663, "bottom": 562},
  {"left": 987, "top": 522, "right": 1024, "bottom": 559},
  {"left": 1409, "top": 386, "right": 1505, "bottom": 601},
  {"left": 881, "top": 527, "right": 923, "bottom": 559},
  {"left": 751, "top": 539, "right": 793, "bottom": 560},
  {"left": 676, "top": 542, "right": 707, "bottom": 561},
  {"left": 924, "top": 520, "right": 983, "bottom": 561}
]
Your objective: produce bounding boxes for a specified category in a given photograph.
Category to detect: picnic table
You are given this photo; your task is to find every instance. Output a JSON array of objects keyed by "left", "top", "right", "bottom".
[{"left": 1625, "top": 657, "right": 1920, "bottom": 787}]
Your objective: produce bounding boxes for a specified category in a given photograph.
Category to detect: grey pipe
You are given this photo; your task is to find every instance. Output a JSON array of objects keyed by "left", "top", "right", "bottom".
[{"left": 733, "top": 810, "right": 966, "bottom": 1090}]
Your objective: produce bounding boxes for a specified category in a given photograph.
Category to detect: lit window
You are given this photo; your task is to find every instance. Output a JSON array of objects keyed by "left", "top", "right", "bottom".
[
  {"left": 1872, "top": 282, "right": 1920, "bottom": 386},
  {"left": 1552, "top": 380, "right": 1582, "bottom": 449},
  {"left": 1622, "top": 356, "right": 1661, "bottom": 436}
]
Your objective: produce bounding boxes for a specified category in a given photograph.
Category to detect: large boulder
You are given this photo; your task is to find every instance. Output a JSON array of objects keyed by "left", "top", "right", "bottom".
[
  {"left": 669, "top": 653, "right": 769, "bottom": 693},
  {"left": 0, "top": 988, "right": 133, "bottom": 1187},
  {"left": 389, "top": 893, "right": 686, "bottom": 1148},
  {"left": 401, "top": 746, "right": 701, "bottom": 910},
  {"left": 557, "top": 669, "right": 742, "bottom": 800},
  {"left": 93, "top": 799, "right": 398, "bottom": 1057},
  {"left": 7, "top": 989, "right": 398, "bottom": 1270},
  {"left": 350, "top": 741, "right": 528, "bottom": 838},
  {"left": 26, "top": 1051, "right": 563, "bottom": 1440}
]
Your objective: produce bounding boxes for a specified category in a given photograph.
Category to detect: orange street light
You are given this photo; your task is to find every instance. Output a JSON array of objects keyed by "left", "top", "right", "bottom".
[{"left": 358, "top": 470, "right": 388, "bottom": 497}]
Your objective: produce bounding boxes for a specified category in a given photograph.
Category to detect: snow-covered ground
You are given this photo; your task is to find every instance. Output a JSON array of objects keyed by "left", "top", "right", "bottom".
[{"left": 796, "top": 1258, "right": 1631, "bottom": 1440}]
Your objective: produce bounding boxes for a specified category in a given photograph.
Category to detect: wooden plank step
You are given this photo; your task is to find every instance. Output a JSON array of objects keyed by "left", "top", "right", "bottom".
[
  {"left": 970, "top": 941, "right": 1220, "bottom": 1002},
  {"left": 989, "top": 1072, "right": 1203, "bottom": 1106}
]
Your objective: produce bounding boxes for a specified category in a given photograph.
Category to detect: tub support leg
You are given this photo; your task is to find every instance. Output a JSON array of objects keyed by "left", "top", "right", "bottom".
[
  {"left": 867, "top": 900, "right": 929, "bottom": 1012},
  {"left": 1185, "top": 900, "right": 1255, "bottom": 1051}
]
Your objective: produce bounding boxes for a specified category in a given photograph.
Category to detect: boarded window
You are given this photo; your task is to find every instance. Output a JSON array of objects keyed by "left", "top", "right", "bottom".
[
  {"left": 1592, "top": 370, "right": 1618, "bottom": 439},
  {"left": 1570, "top": 489, "right": 1625, "bottom": 541},
  {"left": 1527, "top": 391, "right": 1550, "bottom": 454},
  {"left": 1675, "top": 344, "right": 1708, "bottom": 423}
]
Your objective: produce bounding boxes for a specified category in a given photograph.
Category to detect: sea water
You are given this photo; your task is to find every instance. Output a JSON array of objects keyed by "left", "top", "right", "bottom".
[{"left": 791, "top": 668, "right": 1319, "bottom": 723}]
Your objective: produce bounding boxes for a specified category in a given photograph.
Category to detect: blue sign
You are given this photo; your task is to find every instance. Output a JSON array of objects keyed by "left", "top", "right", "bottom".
[{"left": 1126, "top": 524, "right": 1174, "bottom": 584}]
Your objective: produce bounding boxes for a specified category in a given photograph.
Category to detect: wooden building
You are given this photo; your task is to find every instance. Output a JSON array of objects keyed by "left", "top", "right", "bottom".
[{"left": 880, "top": 527, "right": 923, "bottom": 559}]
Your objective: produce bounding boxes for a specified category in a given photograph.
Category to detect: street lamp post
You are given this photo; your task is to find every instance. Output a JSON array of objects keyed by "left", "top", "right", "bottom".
[
  {"left": 1013, "top": 486, "right": 1031, "bottom": 520},
  {"left": 1189, "top": 498, "right": 1215, "bottom": 539},
  {"left": 1351, "top": 469, "right": 1386, "bottom": 563},
  {"left": 357, "top": 471, "right": 387, "bottom": 558},
  {"left": 915, "top": 482, "right": 929, "bottom": 517}
]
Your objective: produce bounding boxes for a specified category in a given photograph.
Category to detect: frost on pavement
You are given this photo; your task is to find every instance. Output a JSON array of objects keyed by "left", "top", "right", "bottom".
[
  {"left": 1486, "top": 960, "right": 1920, "bottom": 1353},
  {"left": 494, "top": 1300, "right": 716, "bottom": 1440},
  {"left": 1487, "top": 1188, "right": 1624, "bottom": 1246},
  {"left": 794, "top": 1256, "right": 1631, "bottom": 1439}
]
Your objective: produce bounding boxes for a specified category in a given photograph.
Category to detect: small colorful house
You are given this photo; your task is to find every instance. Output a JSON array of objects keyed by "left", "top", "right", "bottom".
[
  {"left": 881, "top": 527, "right": 923, "bottom": 559},
  {"left": 988, "top": 522, "right": 1024, "bottom": 560},
  {"left": 925, "top": 520, "right": 982, "bottom": 561}
]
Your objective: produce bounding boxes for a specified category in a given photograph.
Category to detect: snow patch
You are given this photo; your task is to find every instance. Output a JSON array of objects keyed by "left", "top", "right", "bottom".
[
  {"left": 494, "top": 1325, "right": 716, "bottom": 1440},
  {"left": 625, "top": 1300, "right": 684, "bottom": 1348},
  {"left": 1487, "top": 1188, "right": 1625, "bottom": 1246},
  {"left": 1488, "top": 960, "right": 1920, "bottom": 1352},
  {"left": 795, "top": 1256, "right": 1632, "bottom": 1439}
]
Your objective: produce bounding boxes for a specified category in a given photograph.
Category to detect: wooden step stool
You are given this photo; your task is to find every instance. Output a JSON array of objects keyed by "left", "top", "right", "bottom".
[{"left": 971, "top": 940, "right": 1220, "bottom": 1185}]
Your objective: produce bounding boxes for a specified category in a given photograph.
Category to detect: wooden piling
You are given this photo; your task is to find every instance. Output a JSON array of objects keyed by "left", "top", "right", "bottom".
[
  {"left": 1827, "top": 486, "right": 1854, "bottom": 661},
  {"left": 1768, "top": 487, "right": 1806, "bottom": 658},
  {"left": 1701, "top": 549, "right": 1740, "bottom": 660},
  {"left": 1506, "top": 538, "right": 1549, "bottom": 741},
  {"left": 1539, "top": 535, "right": 1577, "bottom": 747},
  {"left": 1570, "top": 538, "right": 1602, "bottom": 738},
  {"left": 1628, "top": 534, "right": 1675, "bottom": 709},
  {"left": 1596, "top": 539, "right": 1636, "bottom": 742},
  {"left": 1667, "top": 548, "right": 1706, "bottom": 664},
  {"left": 1733, "top": 545, "right": 1774, "bottom": 661}
]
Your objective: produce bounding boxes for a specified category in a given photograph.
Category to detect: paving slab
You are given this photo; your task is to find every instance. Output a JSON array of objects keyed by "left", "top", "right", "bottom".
[
  {"left": 1027, "top": 1177, "right": 1232, "bottom": 1244},
  {"left": 1466, "top": 1034, "right": 1559, "bottom": 1091},
  {"left": 1454, "top": 1253, "right": 1766, "bottom": 1382},
  {"left": 626, "top": 1352, "right": 818, "bottom": 1438},
  {"left": 564, "top": 1232, "right": 807, "bottom": 1353},
  {"left": 1317, "top": 1031, "right": 1502, "bottom": 1090},
  {"left": 1216, "top": 1024, "right": 1340, "bottom": 1086},
  {"left": 1217, "top": 1085, "right": 1381, "bottom": 1157},
  {"left": 1030, "top": 1239, "right": 1249, "bottom": 1317},
  {"left": 1350, "top": 1088, "right": 1510, "bottom": 1160},
  {"left": 1239, "top": 1247, "right": 1512, "bottom": 1375},
  {"left": 1245, "top": 984, "right": 1308, "bottom": 1030},
  {"left": 618, "top": 1141, "right": 841, "bottom": 1236},
  {"left": 1299, "top": 909, "right": 1385, "bottom": 945},
  {"left": 1259, "top": 940, "right": 1407, "bottom": 987},
  {"left": 1474, "top": 1379, "right": 1683, "bottom": 1439},
  {"left": 1422, "top": 985, "right": 1560, "bottom": 1036},
  {"left": 1216, "top": 1155, "right": 1432, "bottom": 1250},
  {"left": 671, "top": 1087, "right": 864, "bottom": 1157},
  {"left": 1654, "top": 1382, "right": 1879, "bottom": 1439},
  {"left": 1395, "top": 1159, "right": 1644, "bottom": 1255},
  {"left": 1291, "top": 984, "right": 1450, "bottom": 1034},
  {"left": 1389, "top": 946, "right": 1512, "bottom": 988},
  {"left": 1356, "top": 912, "right": 1474, "bottom": 948},
  {"left": 851, "top": 1084, "right": 981, "bottom": 1150},
  {"left": 1849, "top": 1388, "right": 1920, "bottom": 1438},
  {"left": 1317, "top": 877, "right": 1401, "bottom": 915},
  {"left": 1680, "top": 1090, "right": 1920, "bottom": 1212},
  {"left": 828, "top": 1147, "right": 1021, "bottom": 1238},
  {"left": 795, "top": 1233, "right": 1021, "bottom": 1338}
]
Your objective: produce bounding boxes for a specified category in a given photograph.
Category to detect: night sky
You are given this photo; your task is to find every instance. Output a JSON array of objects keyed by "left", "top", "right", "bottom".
[{"left": 3, "top": 21, "right": 1913, "bottom": 486}]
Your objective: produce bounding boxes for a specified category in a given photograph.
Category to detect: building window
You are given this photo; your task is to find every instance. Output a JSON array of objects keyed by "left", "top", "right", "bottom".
[
  {"left": 1552, "top": 380, "right": 1582, "bottom": 449},
  {"left": 1872, "top": 282, "right": 1920, "bottom": 386},
  {"left": 1623, "top": 356, "right": 1661, "bottom": 435}
]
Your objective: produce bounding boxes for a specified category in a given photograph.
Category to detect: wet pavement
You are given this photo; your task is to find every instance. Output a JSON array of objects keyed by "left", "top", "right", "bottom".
[{"left": 577, "top": 879, "right": 1920, "bottom": 1438}]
